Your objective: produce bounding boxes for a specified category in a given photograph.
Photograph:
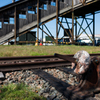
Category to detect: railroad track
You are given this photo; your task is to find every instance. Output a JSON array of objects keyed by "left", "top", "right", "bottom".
[
  {"left": 0, "top": 53, "right": 100, "bottom": 72},
  {"left": 0, "top": 53, "right": 100, "bottom": 100}
]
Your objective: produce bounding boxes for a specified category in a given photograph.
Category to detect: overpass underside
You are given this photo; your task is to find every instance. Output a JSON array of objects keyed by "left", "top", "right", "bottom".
[{"left": 0, "top": 0, "right": 100, "bottom": 45}]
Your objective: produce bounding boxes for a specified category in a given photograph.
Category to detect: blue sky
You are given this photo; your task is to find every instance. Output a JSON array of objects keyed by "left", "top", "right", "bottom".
[
  {"left": 0, "top": 0, "right": 100, "bottom": 39},
  {"left": 0, "top": 0, "right": 19, "bottom": 7}
]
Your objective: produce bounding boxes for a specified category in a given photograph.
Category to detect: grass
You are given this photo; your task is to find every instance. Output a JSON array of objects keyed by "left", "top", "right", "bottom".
[
  {"left": 0, "top": 45, "right": 100, "bottom": 57},
  {"left": 0, "top": 83, "right": 46, "bottom": 100}
]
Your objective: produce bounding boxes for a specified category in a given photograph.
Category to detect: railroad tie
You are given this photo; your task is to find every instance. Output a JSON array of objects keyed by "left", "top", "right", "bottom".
[{"left": 32, "top": 69, "right": 71, "bottom": 98}]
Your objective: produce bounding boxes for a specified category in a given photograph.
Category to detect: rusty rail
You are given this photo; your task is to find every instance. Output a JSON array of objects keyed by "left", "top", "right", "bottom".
[{"left": 0, "top": 55, "right": 71, "bottom": 72}]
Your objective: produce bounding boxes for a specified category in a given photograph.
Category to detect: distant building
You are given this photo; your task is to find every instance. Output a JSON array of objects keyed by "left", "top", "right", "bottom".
[{"left": 77, "top": 34, "right": 100, "bottom": 45}]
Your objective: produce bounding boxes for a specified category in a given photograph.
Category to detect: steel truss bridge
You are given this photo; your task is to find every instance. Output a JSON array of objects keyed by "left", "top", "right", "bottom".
[{"left": 0, "top": 0, "right": 100, "bottom": 45}]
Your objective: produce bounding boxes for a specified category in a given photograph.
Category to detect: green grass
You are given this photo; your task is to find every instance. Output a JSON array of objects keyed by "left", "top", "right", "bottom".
[
  {"left": 0, "top": 83, "right": 46, "bottom": 100},
  {"left": 0, "top": 45, "right": 100, "bottom": 57}
]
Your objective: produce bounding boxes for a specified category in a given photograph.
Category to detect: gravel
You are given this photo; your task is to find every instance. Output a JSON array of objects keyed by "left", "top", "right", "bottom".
[{"left": 0, "top": 66, "right": 99, "bottom": 100}]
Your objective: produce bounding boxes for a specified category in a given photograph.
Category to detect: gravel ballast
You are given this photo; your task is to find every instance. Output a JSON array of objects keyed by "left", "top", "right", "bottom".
[{"left": 1, "top": 66, "right": 100, "bottom": 100}]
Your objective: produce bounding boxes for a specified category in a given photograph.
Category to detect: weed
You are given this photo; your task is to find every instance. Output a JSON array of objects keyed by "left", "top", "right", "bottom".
[{"left": 0, "top": 83, "right": 46, "bottom": 100}]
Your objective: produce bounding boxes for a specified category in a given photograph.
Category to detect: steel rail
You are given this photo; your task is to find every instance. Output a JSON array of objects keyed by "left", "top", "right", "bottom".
[
  {"left": 0, "top": 58, "right": 60, "bottom": 64},
  {"left": 0, "top": 55, "right": 57, "bottom": 60},
  {"left": 0, "top": 59, "right": 71, "bottom": 72}
]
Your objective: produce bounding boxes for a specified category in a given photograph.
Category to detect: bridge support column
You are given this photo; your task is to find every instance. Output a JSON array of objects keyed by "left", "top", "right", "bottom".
[
  {"left": 75, "top": 17, "right": 77, "bottom": 42},
  {"left": 93, "top": 12, "right": 95, "bottom": 46},
  {"left": 42, "top": 25, "right": 44, "bottom": 44},
  {"left": 14, "top": 6, "right": 17, "bottom": 45},
  {"left": 56, "top": 0, "right": 58, "bottom": 45},
  {"left": 72, "top": 0, "right": 74, "bottom": 44},
  {"left": 37, "top": 0, "right": 39, "bottom": 45}
]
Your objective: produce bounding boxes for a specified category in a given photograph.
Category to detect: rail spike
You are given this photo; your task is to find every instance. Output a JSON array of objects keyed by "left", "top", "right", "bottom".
[{"left": 54, "top": 51, "right": 100, "bottom": 99}]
